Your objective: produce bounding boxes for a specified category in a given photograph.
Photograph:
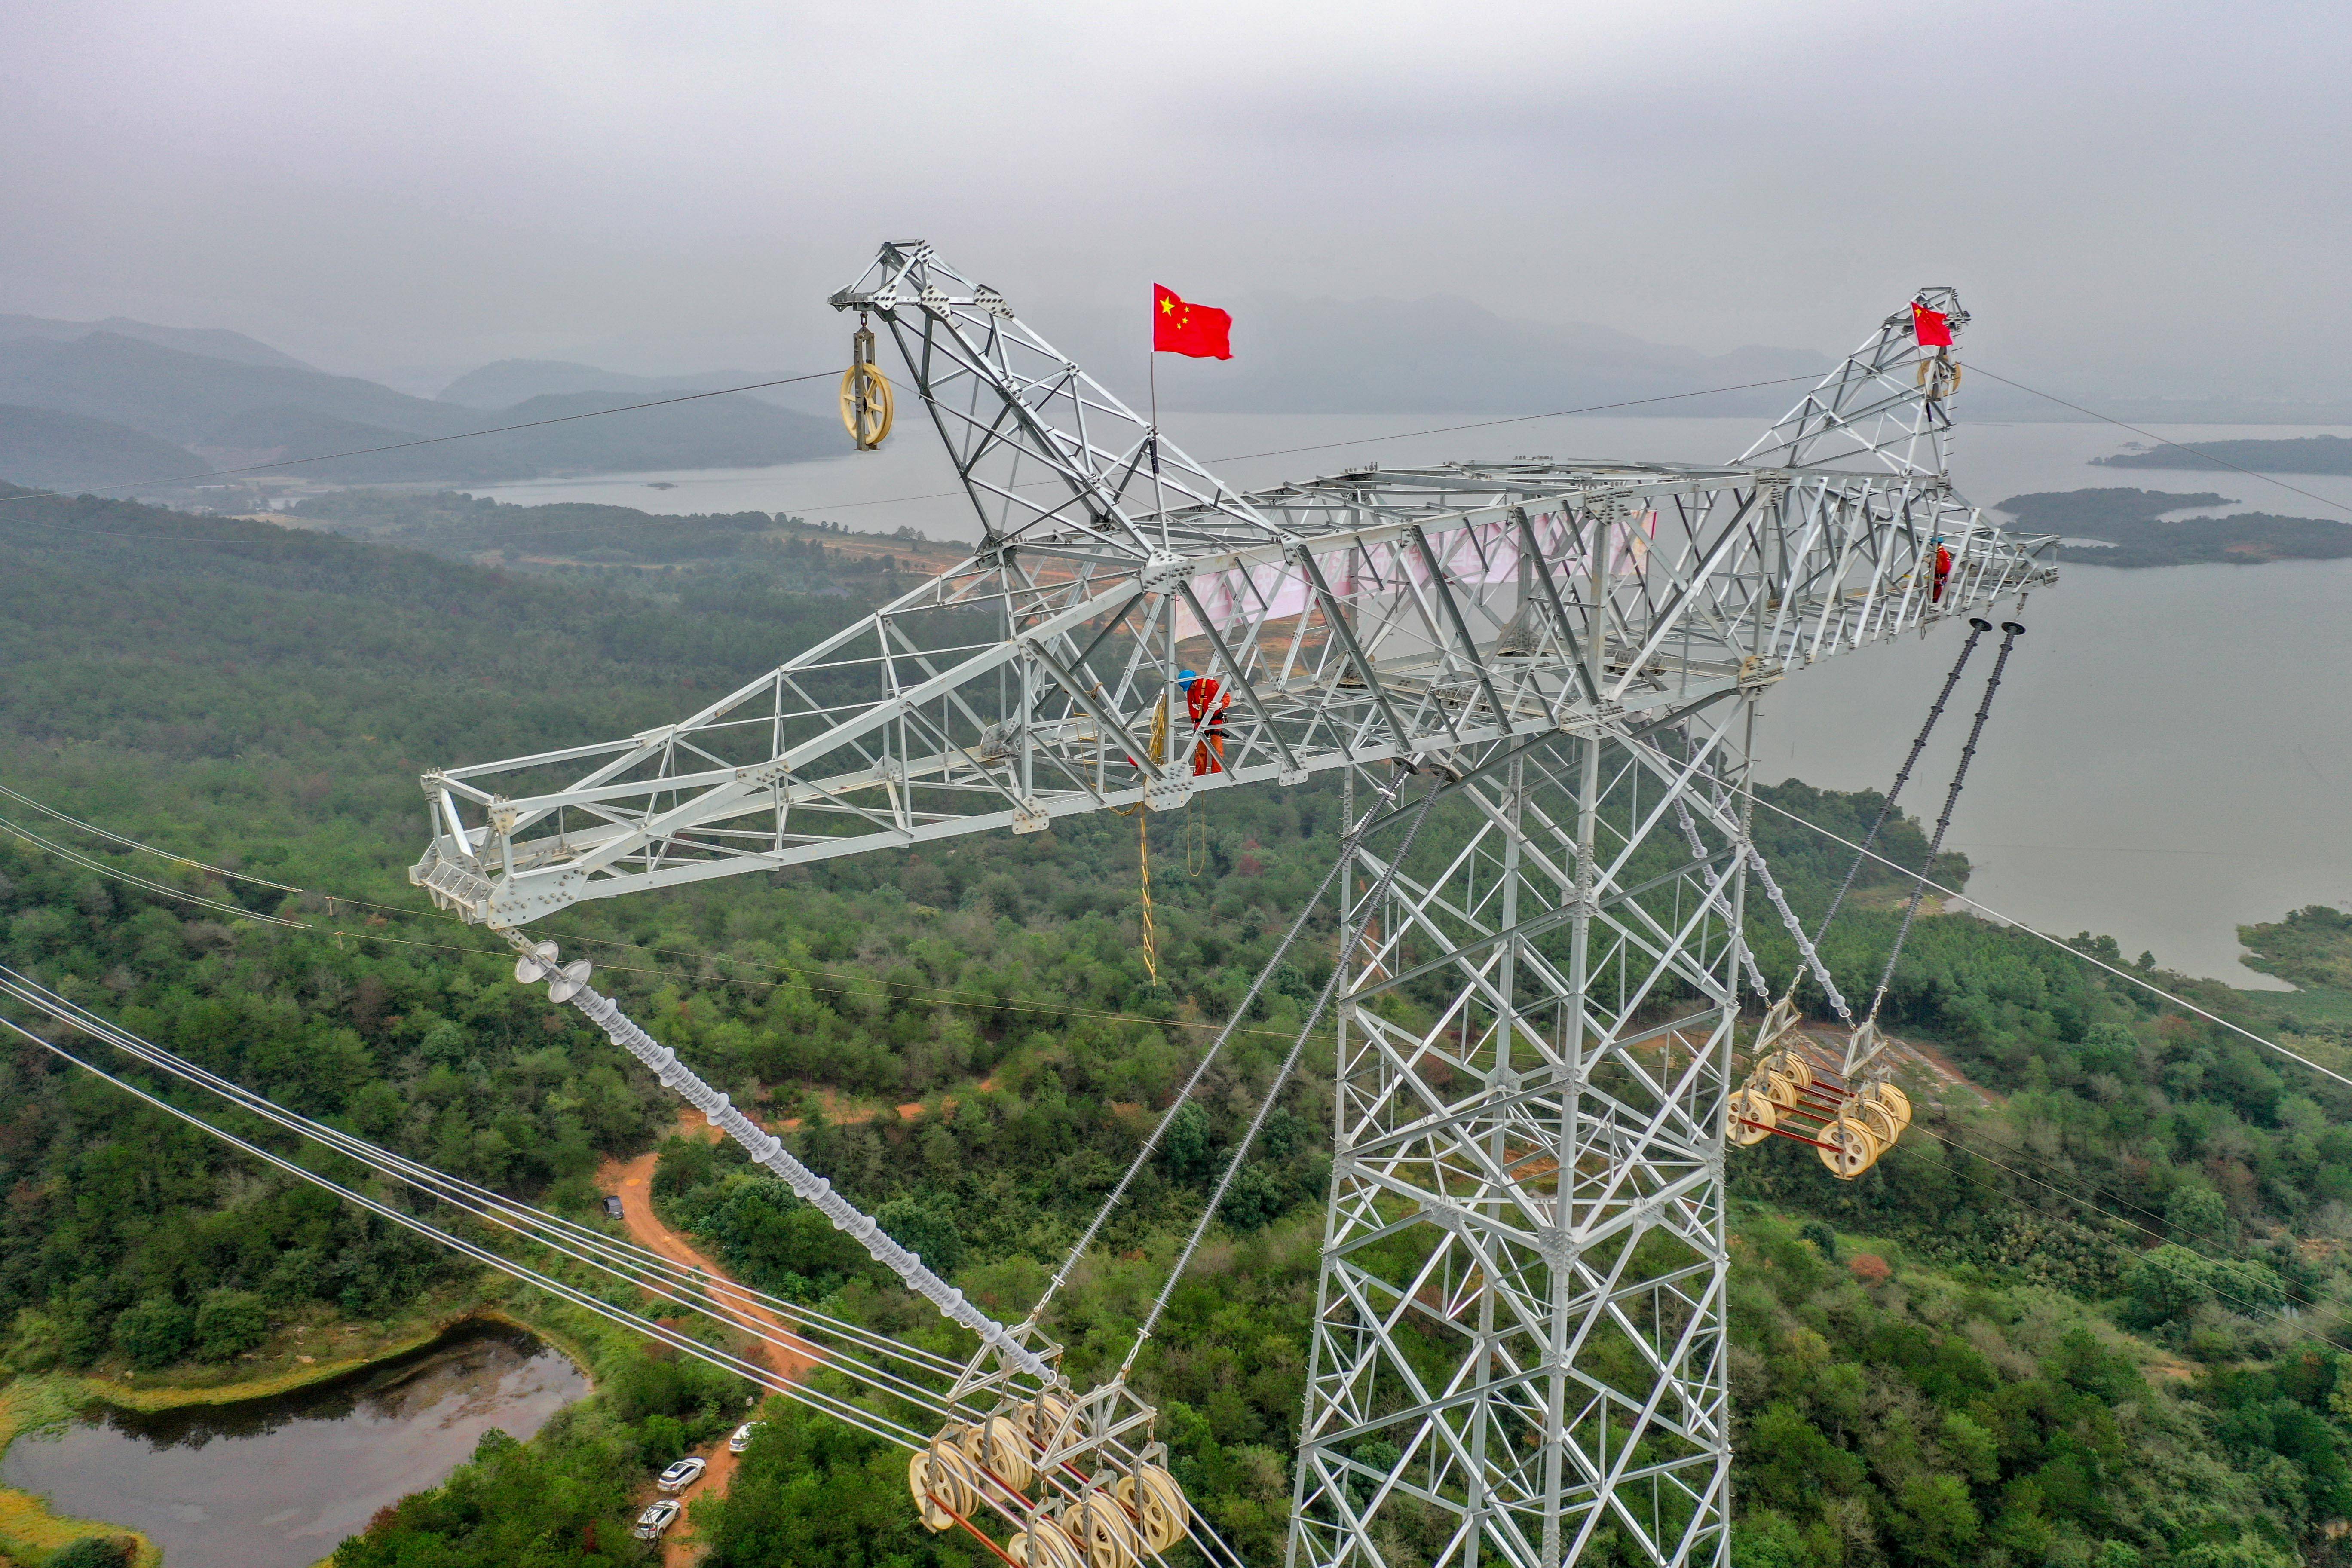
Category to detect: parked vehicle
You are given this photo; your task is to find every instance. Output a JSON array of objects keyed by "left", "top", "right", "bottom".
[
  {"left": 656, "top": 1456, "right": 707, "bottom": 1493},
  {"left": 633, "top": 1499, "right": 682, "bottom": 1540},
  {"left": 729, "top": 1421, "right": 764, "bottom": 1454},
  {"left": 603, "top": 1194, "right": 625, "bottom": 1219}
]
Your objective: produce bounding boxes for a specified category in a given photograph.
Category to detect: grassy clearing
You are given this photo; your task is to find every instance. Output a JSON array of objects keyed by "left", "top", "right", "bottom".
[{"left": 0, "top": 1379, "right": 158, "bottom": 1567}]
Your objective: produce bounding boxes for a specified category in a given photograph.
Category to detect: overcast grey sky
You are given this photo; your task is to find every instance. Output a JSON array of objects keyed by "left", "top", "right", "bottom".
[{"left": 2, "top": 0, "right": 2343, "bottom": 400}]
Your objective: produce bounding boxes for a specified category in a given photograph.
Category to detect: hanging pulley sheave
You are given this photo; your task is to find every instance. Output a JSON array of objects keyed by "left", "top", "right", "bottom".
[{"left": 842, "top": 315, "right": 894, "bottom": 450}]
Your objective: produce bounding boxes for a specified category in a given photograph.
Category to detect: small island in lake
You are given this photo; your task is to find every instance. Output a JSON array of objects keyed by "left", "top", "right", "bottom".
[
  {"left": 1997, "top": 487, "right": 2352, "bottom": 567},
  {"left": 2093, "top": 433, "right": 2352, "bottom": 475}
]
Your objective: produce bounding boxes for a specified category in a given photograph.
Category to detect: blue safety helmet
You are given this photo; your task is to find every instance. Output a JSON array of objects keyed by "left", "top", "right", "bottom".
[{"left": 1177, "top": 669, "right": 1198, "bottom": 689}]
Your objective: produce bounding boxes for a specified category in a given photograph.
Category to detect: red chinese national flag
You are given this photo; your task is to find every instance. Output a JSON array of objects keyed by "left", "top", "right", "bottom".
[
  {"left": 1911, "top": 302, "right": 1954, "bottom": 348},
  {"left": 1154, "top": 285, "right": 1232, "bottom": 359}
]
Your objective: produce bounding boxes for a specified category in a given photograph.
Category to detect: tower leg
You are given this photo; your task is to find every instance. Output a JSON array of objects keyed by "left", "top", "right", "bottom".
[{"left": 1291, "top": 699, "right": 1749, "bottom": 1568}]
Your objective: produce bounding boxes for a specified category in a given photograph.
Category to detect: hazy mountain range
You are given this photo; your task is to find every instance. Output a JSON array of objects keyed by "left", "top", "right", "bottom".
[
  {"left": 7, "top": 297, "right": 2324, "bottom": 498},
  {"left": 0, "top": 312, "right": 315, "bottom": 371},
  {"left": 0, "top": 324, "right": 836, "bottom": 491}
]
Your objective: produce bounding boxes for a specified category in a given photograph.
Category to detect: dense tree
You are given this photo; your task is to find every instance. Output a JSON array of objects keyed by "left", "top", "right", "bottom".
[{"left": 4, "top": 490, "right": 2352, "bottom": 1567}]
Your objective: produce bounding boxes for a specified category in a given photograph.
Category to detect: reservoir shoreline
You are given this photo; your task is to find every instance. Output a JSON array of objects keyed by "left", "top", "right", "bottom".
[{"left": 0, "top": 1304, "right": 593, "bottom": 1568}]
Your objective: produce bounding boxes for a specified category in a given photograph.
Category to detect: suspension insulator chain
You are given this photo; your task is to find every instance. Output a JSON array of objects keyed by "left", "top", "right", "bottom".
[
  {"left": 502, "top": 934, "right": 1053, "bottom": 1380},
  {"left": 508, "top": 933, "right": 1208, "bottom": 1560},
  {"left": 1781, "top": 615, "right": 1990, "bottom": 1017},
  {"left": 1673, "top": 794, "right": 1770, "bottom": 1000},
  {"left": 1732, "top": 619, "right": 2024, "bottom": 1179},
  {"left": 1743, "top": 847, "right": 1851, "bottom": 1024},
  {"left": 1865, "top": 618, "right": 2025, "bottom": 1025}
]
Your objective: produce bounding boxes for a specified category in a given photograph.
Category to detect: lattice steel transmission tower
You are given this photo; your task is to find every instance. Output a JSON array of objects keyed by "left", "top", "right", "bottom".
[{"left": 408, "top": 249, "right": 2050, "bottom": 1568}]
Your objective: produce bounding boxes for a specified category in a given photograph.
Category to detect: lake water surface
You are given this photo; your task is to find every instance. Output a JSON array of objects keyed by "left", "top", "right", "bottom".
[
  {"left": 471, "top": 413, "right": 2352, "bottom": 985},
  {"left": 3, "top": 1322, "right": 586, "bottom": 1568}
]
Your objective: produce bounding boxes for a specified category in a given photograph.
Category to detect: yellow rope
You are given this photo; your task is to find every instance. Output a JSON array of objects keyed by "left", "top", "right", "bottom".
[
  {"left": 1138, "top": 814, "right": 1158, "bottom": 984},
  {"left": 1135, "top": 699, "right": 1170, "bottom": 981}
]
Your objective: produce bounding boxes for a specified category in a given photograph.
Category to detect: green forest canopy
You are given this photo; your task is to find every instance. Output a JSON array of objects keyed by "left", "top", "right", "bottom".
[{"left": 3, "top": 488, "right": 2352, "bottom": 1568}]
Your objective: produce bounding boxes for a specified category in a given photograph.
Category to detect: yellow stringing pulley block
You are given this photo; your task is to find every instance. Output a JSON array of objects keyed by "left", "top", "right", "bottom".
[
  {"left": 1815, "top": 1078, "right": 1914, "bottom": 1181},
  {"left": 908, "top": 1395, "right": 1192, "bottom": 1568},
  {"left": 1726, "top": 1038, "right": 1917, "bottom": 1181},
  {"left": 1917, "top": 351, "right": 1962, "bottom": 403},
  {"left": 841, "top": 315, "right": 895, "bottom": 450}
]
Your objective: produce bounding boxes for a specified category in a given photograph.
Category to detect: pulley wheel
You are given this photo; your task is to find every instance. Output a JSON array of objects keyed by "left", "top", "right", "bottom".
[
  {"left": 1117, "top": 1465, "right": 1191, "bottom": 1553},
  {"left": 1075, "top": 1491, "right": 1144, "bottom": 1568},
  {"left": 1727, "top": 1086, "right": 1776, "bottom": 1147},
  {"left": 1760, "top": 1070, "right": 1801, "bottom": 1112},
  {"left": 919, "top": 1435, "right": 983, "bottom": 1520},
  {"left": 1816, "top": 1115, "right": 1879, "bottom": 1181},
  {"left": 840, "top": 362, "right": 896, "bottom": 449},
  {"left": 1021, "top": 1392, "right": 1074, "bottom": 1452},
  {"left": 962, "top": 1412, "right": 1034, "bottom": 1491},
  {"left": 1854, "top": 1099, "right": 1903, "bottom": 1151},
  {"left": 907, "top": 1450, "right": 955, "bottom": 1532},
  {"left": 1916, "top": 356, "right": 1963, "bottom": 401},
  {"left": 1012, "top": 1517, "right": 1087, "bottom": 1568},
  {"left": 1861, "top": 1081, "right": 1912, "bottom": 1127}
]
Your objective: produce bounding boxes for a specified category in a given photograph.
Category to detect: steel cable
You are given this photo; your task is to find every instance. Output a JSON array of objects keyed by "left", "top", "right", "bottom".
[
  {"left": 0, "top": 369, "right": 1842, "bottom": 536},
  {"left": 0, "top": 1009, "right": 933, "bottom": 1452},
  {"left": 1, "top": 980, "right": 1247, "bottom": 1562},
  {"left": 1022, "top": 770, "right": 1409, "bottom": 1329},
  {"left": 0, "top": 967, "right": 968, "bottom": 1406},
  {"left": 1124, "top": 778, "right": 1447, "bottom": 1370}
]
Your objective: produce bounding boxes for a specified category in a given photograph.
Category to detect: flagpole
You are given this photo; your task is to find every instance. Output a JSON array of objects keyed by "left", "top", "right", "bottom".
[{"left": 1149, "top": 344, "right": 1167, "bottom": 549}]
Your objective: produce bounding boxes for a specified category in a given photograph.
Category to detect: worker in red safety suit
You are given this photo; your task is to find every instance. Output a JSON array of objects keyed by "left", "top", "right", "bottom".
[
  {"left": 1183, "top": 671, "right": 1231, "bottom": 776},
  {"left": 1930, "top": 539, "right": 1953, "bottom": 603}
]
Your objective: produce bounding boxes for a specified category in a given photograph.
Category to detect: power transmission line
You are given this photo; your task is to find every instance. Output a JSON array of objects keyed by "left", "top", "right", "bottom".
[
  {"left": 1644, "top": 738, "right": 2352, "bottom": 1099},
  {"left": 0, "top": 777, "right": 1336, "bottom": 1049},
  {"left": 1969, "top": 364, "right": 2352, "bottom": 521},
  {"left": 0, "top": 370, "right": 1838, "bottom": 543},
  {"left": 0, "top": 369, "right": 845, "bottom": 516}
]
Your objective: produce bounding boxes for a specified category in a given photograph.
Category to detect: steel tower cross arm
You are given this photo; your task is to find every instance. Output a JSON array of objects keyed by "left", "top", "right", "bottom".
[
  {"left": 828, "top": 240, "right": 1280, "bottom": 554},
  {"left": 409, "top": 260, "right": 2052, "bottom": 928},
  {"left": 1738, "top": 285, "right": 1968, "bottom": 478}
]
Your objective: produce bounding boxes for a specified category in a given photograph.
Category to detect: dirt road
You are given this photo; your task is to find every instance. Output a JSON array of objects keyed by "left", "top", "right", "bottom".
[{"left": 602, "top": 1120, "right": 821, "bottom": 1567}]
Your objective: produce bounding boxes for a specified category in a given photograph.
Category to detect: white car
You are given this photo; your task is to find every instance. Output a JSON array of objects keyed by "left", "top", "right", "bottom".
[
  {"left": 656, "top": 1455, "right": 707, "bottom": 1493},
  {"left": 729, "top": 1421, "right": 764, "bottom": 1454},
  {"left": 633, "top": 1499, "right": 682, "bottom": 1540}
]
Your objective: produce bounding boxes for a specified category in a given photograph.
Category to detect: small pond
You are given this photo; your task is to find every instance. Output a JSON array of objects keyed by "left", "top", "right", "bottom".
[{"left": 4, "top": 1320, "right": 588, "bottom": 1568}]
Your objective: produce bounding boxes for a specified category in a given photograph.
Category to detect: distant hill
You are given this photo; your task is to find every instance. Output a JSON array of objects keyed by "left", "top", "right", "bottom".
[
  {"left": 2094, "top": 434, "right": 2352, "bottom": 476},
  {"left": 0, "top": 334, "right": 841, "bottom": 486},
  {"left": 438, "top": 358, "right": 773, "bottom": 408},
  {"left": 0, "top": 332, "right": 474, "bottom": 448},
  {"left": 0, "top": 312, "right": 313, "bottom": 370},
  {"left": 1999, "top": 487, "right": 2352, "bottom": 567},
  {"left": 477, "top": 390, "right": 836, "bottom": 471},
  {"left": 0, "top": 403, "right": 199, "bottom": 489}
]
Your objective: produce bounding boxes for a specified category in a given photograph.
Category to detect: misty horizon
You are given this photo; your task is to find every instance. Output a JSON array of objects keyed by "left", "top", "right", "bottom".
[{"left": 5, "top": 1, "right": 2348, "bottom": 413}]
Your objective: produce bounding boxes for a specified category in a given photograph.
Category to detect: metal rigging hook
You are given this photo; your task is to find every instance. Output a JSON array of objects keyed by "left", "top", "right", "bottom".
[{"left": 841, "top": 311, "right": 894, "bottom": 451}]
